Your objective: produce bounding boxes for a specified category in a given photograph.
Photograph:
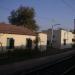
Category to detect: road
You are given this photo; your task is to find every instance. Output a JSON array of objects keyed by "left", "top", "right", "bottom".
[
  {"left": 0, "top": 50, "right": 75, "bottom": 75},
  {"left": 24, "top": 54, "right": 75, "bottom": 75},
  {"left": 65, "top": 67, "right": 75, "bottom": 75}
]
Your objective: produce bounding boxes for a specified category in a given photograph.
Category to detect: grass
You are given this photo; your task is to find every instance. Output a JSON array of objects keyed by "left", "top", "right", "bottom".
[
  {"left": 0, "top": 49, "right": 41, "bottom": 65},
  {"left": 0, "top": 48, "right": 74, "bottom": 65}
]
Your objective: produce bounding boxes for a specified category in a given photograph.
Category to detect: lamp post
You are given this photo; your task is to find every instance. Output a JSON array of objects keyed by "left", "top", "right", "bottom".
[{"left": 51, "top": 24, "right": 60, "bottom": 48}]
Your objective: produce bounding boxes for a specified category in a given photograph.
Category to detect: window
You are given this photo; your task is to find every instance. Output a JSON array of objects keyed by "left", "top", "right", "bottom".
[
  {"left": 26, "top": 38, "right": 32, "bottom": 49},
  {"left": 7, "top": 38, "right": 14, "bottom": 49},
  {"left": 63, "top": 39, "right": 66, "bottom": 45},
  {"left": 47, "top": 40, "right": 50, "bottom": 45},
  {"left": 72, "top": 38, "right": 75, "bottom": 42},
  {"left": 53, "top": 35, "right": 55, "bottom": 38}
]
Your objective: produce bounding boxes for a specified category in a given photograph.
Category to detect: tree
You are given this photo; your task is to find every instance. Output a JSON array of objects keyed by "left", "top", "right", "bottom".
[
  {"left": 8, "top": 6, "right": 39, "bottom": 31},
  {"left": 34, "top": 33, "right": 41, "bottom": 50}
]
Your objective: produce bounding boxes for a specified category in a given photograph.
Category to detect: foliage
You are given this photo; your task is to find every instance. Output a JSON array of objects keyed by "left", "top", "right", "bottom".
[
  {"left": 72, "top": 44, "right": 75, "bottom": 48},
  {"left": 8, "top": 6, "right": 39, "bottom": 31},
  {"left": 34, "top": 34, "right": 40, "bottom": 50},
  {"left": 0, "top": 48, "right": 42, "bottom": 65}
]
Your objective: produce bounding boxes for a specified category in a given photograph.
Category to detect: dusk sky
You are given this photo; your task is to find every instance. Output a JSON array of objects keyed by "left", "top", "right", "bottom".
[{"left": 0, "top": 0, "right": 75, "bottom": 30}]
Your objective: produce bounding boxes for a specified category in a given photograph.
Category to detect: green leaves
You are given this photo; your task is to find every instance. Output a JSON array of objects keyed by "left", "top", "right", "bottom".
[{"left": 8, "top": 6, "right": 39, "bottom": 31}]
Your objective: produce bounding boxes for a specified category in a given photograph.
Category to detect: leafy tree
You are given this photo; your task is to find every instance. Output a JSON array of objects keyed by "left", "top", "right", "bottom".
[
  {"left": 34, "top": 33, "right": 41, "bottom": 50},
  {"left": 8, "top": 6, "right": 39, "bottom": 31}
]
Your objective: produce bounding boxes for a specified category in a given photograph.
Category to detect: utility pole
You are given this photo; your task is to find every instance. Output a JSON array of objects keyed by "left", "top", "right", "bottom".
[
  {"left": 72, "top": 19, "right": 75, "bottom": 48},
  {"left": 51, "top": 24, "right": 60, "bottom": 48}
]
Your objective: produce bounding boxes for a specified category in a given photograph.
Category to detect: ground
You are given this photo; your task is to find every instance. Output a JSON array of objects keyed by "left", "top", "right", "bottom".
[{"left": 0, "top": 48, "right": 74, "bottom": 65}]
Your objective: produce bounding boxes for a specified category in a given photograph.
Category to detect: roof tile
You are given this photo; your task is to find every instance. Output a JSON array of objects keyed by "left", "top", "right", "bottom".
[{"left": 0, "top": 23, "right": 36, "bottom": 36}]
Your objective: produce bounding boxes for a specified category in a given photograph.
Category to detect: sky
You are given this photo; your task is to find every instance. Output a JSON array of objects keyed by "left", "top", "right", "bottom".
[{"left": 0, "top": 0, "right": 75, "bottom": 31}]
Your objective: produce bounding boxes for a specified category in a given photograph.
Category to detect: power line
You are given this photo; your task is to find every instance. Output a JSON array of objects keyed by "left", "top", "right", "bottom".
[
  {"left": 61, "top": 0, "right": 75, "bottom": 13},
  {"left": 0, "top": 5, "right": 11, "bottom": 11}
]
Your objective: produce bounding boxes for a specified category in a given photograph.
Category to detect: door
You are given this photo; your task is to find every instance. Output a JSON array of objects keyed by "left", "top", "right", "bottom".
[
  {"left": 7, "top": 38, "right": 14, "bottom": 49},
  {"left": 26, "top": 38, "right": 32, "bottom": 49}
]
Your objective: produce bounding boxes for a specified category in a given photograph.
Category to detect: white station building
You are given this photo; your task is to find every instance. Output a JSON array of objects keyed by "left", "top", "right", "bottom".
[
  {"left": 43, "top": 28, "right": 74, "bottom": 49},
  {"left": 0, "top": 23, "right": 47, "bottom": 52}
]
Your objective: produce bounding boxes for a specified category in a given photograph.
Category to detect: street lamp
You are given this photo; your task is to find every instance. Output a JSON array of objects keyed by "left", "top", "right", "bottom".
[{"left": 51, "top": 24, "right": 60, "bottom": 48}]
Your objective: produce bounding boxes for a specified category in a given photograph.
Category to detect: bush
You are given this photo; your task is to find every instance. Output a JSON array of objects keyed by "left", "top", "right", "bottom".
[{"left": 72, "top": 44, "right": 75, "bottom": 48}]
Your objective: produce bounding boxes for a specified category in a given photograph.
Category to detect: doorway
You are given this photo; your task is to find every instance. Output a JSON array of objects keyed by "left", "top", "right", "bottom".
[
  {"left": 26, "top": 38, "right": 32, "bottom": 49},
  {"left": 7, "top": 38, "right": 14, "bottom": 49}
]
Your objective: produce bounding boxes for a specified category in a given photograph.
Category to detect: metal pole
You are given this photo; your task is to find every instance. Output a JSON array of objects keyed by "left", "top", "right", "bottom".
[
  {"left": 51, "top": 25, "right": 53, "bottom": 48},
  {"left": 51, "top": 24, "right": 60, "bottom": 48}
]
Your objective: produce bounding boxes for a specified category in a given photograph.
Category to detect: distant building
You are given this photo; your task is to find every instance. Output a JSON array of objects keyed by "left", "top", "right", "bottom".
[
  {"left": 43, "top": 29, "right": 74, "bottom": 49},
  {"left": 42, "top": 29, "right": 52, "bottom": 46},
  {"left": 0, "top": 23, "right": 47, "bottom": 52},
  {"left": 38, "top": 32, "right": 47, "bottom": 51}
]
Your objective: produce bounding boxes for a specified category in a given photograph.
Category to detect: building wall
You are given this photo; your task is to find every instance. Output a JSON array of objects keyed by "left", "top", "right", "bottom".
[
  {"left": 0, "top": 33, "right": 35, "bottom": 51},
  {"left": 60, "top": 30, "right": 74, "bottom": 49},
  {"left": 38, "top": 33, "right": 47, "bottom": 51},
  {"left": 42, "top": 29, "right": 52, "bottom": 45},
  {"left": 52, "top": 30, "right": 61, "bottom": 48},
  {"left": 52, "top": 29, "right": 74, "bottom": 49},
  {"left": 46, "top": 29, "right": 74, "bottom": 49}
]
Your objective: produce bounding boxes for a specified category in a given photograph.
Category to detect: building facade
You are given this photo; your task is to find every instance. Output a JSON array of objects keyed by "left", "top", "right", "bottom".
[
  {"left": 53, "top": 29, "right": 74, "bottom": 49},
  {"left": 43, "top": 29, "right": 74, "bottom": 49},
  {"left": 38, "top": 32, "right": 47, "bottom": 51},
  {"left": 0, "top": 23, "right": 47, "bottom": 52}
]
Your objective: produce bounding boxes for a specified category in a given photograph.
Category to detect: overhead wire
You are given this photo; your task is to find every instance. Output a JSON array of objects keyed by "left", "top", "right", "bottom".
[
  {"left": 61, "top": 0, "right": 75, "bottom": 13},
  {"left": 0, "top": 5, "right": 10, "bottom": 11}
]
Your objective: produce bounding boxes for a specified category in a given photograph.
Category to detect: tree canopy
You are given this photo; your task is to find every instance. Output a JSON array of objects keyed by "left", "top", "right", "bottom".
[{"left": 8, "top": 6, "right": 39, "bottom": 31}]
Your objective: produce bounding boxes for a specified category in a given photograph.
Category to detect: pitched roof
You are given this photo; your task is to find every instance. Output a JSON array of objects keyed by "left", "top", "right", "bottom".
[{"left": 0, "top": 23, "right": 36, "bottom": 36}]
